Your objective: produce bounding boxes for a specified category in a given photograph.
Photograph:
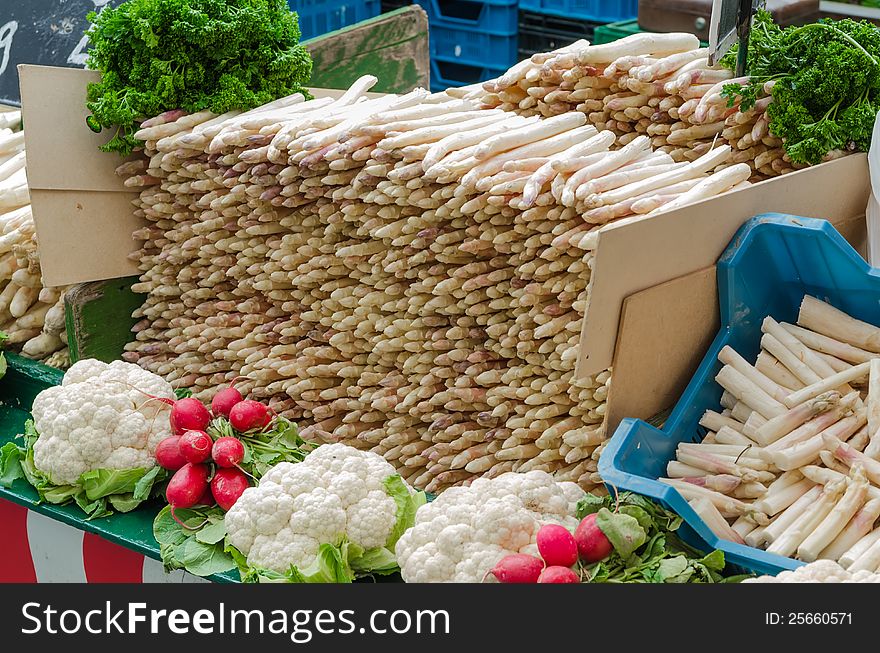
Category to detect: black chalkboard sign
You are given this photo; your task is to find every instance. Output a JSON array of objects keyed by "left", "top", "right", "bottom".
[{"left": 0, "top": 0, "right": 124, "bottom": 106}]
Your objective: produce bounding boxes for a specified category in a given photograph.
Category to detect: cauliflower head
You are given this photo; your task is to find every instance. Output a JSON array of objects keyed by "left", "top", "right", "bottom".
[
  {"left": 30, "top": 359, "right": 174, "bottom": 485},
  {"left": 396, "top": 471, "right": 585, "bottom": 583},
  {"left": 225, "top": 443, "right": 419, "bottom": 574},
  {"left": 745, "top": 560, "right": 880, "bottom": 583}
]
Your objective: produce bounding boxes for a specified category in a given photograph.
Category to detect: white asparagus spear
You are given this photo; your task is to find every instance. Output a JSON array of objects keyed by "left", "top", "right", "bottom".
[
  {"left": 765, "top": 410, "right": 865, "bottom": 471},
  {"left": 783, "top": 362, "right": 870, "bottom": 408},
  {"left": 800, "top": 466, "right": 880, "bottom": 500},
  {"left": 782, "top": 322, "right": 877, "bottom": 364},
  {"left": 647, "top": 164, "right": 751, "bottom": 215},
  {"left": 661, "top": 473, "right": 740, "bottom": 493},
  {"left": 662, "top": 478, "right": 768, "bottom": 522},
  {"left": 715, "top": 365, "right": 787, "bottom": 419},
  {"left": 718, "top": 344, "right": 789, "bottom": 403},
  {"left": 797, "top": 468, "right": 869, "bottom": 562},
  {"left": 753, "top": 391, "right": 841, "bottom": 446},
  {"left": 848, "top": 532, "right": 880, "bottom": 572},
  {"left": 766, "top": 479, "right": 845, "bottom": 557},
  {"left": 825, "top": 434, "right": 880, "bottom": 485},
  {"left": 636, "top": 48, "right": 710, "bottom": 81},
  {"left": 819, "top": 497, "right": 880, "bottom": 561},
  {"left": 715, "top": 425, "right": 755, "bottom": 446},
  {"left": 568, "top": 135, "right": 652, "bottom": 203},
  {"left": 798, "top": 296, "right": 880, "bottom": 353},
  {"left": 688, "top": 497, "right": 746, "bottom": 544},
  {"left": 583, "top": 145, "right": 731, "bottom": 208},
  {"left": 732, "top": 516, "right": 758, "bottom": 538},
  {"left": 763, "top": 316, "right": 847, "bottom": 388},
  {"left": 760, "top": 333, "right": 822, "bottom": 386},
  {"left": 577, "top": 33, "right": 701, "bottom": 64},
  {"left": 474, "top": 112, "right": 587, "bottom": 161},
  {"left": 522, "top": 132, "right": 616, "bottom": 206},
  {"left": 839, "top": 528, "right": 880, "bottom": 568},
  {"left": 666, "top": 461, "right": 711, "bottom": 477},
  {"left": 865, "top": 359, "right": 880, "bottom": 460},
  {"left": 421, "top": 115, "right": 527, "bottom": 171},
  {"left": 755, "top": 351, "right": 805, "bottom": 390},
  {"left": 700, "top": 410, "right": 746, "bottom": 434},
  {"left": 760, "top": 485, "right": 822, "bottom": 545},
  {"left": 766, "top": 391, "right": 859, "bottom": 452},
  {"left": 752, "top": 478, "right": 815, "bottom": 517}
]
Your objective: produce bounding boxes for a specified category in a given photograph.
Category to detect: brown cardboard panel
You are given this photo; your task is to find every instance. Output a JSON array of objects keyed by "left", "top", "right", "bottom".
[
  {"left": 30, "top": 189, "right": 144, "bottom": 287},
  {"left": 19, "top": 65, "right": 133, "bottom": 193},
  {"left": 605, "top": 266, "right": 719, "bottom": 436},
  {"left": 576, "top": 153, "right": 871, "bottom": 379}
]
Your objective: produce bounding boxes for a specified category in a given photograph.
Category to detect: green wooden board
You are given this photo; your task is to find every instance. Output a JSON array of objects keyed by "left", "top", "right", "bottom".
[
  {"left": 65, "top": 276, "right": 144, "bottom": 364},
  {"left": 64, "top": 7, "right": 429, "bottom": 363},
  {"left": 305, "top": 6, "right": 429, "bottom": 93}
]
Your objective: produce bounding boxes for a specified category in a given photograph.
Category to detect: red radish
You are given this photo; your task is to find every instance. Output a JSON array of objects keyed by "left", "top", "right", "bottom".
[
  {"left": 574, "top": 513, "right": 613, "bottom": 563},
  {"left": 155, "top": 436, "right": 187, "bottom": 471},
  {"left": 536, "top": 524, "right": 579, "bottom": 567},
  {"left": 487, "top": 554, "right": 543, "bottom": 583},
  {"left": 211, "top": 386, "right": 243, "bottom": 418},
  {"left": 178, "top": 430, "right": 212, "bottom": 464},
  {"left": 538, "top": 566, "right": 580, "bottom": 583},
  {"left": 196, "top": 486, "right": 215, "bottom": 507},
  {"left": 170, "top": 397, "right": 211, "bottom": 435},
  {"left": 212, "top": 436, "right": 245, "bottom": 468},
  {"left": 166, "top": 463, "right": 210, "bottom": 514},
  {"left": 211, "top": 467, "right": 250, "bottom": 511},
  {"left": 229, "top": 399, "right": 272, "bottom": 432}
]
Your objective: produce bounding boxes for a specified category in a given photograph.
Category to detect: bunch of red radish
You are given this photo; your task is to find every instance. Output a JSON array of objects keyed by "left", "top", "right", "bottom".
[
  {"left": 488, "top": 514, "right": 612, "bottom": 584},
  {"left": 154, "top": 384, "right": 274, "bottom": 514}
]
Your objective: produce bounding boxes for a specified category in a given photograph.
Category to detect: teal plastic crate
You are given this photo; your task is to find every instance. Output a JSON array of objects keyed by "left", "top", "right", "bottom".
[
  {"left": 519, "top": 0, "right": 637, "bottom": 23},
  {"left": 291, "top": 0, "right": 381, "bottom": 39},
  {"left": 599, "top": 214, "right": 880, "bottom": 577},
  {"left": 430, "top": 57, "right": 507, "bottom": 92},
  {"left": 416, "top": 0, "right": 518, "bottom": 33}
]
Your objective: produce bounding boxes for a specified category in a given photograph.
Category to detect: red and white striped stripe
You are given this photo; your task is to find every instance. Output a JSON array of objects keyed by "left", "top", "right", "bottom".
[{"left": 1, "top": 498, "right": 209, "bottom": 583}]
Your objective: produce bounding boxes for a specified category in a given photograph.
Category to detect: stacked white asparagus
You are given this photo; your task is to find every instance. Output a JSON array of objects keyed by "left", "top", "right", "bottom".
[
  {"left": 664, "top": 295, "right": 880, "bottom": 571},
  {"left": 480, "top": 33, "right": 846, "bottom": 180},
  {"left": 120, "top": 72, "right": 753, "bottom": 493},
  {"left": 0, "top": 111, "right": 70, "bottom": 367}
]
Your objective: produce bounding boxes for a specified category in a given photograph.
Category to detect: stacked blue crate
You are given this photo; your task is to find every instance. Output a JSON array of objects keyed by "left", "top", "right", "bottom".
[
  {"left": 291, "top": 0, "right": 382, "bottom": 41},
  {"left": 519, "top": 0, "right": 637, "bottom": 23},
  {"left": 416, "top": 0, "right": 519, "bottom": 92}
]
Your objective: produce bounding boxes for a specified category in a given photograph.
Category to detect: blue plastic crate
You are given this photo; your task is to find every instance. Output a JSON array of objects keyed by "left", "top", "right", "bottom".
[
  {"left": 416, "top": 0, "right": 519, "bottom": 34},
  {"left": 520, "top": 0, "right": 637, "bottom": 23},
  {"left": 430, "top": 57, "right": 507, "bottom": 92},
  {"left": 430, "top": 24, "right": 518, "bottom": 68},
  {"left": 291, "top": 0, "right": 381, "bottom": 40},
  {"left": 599, "top": 213, "right": 880, "bottom": 577}
]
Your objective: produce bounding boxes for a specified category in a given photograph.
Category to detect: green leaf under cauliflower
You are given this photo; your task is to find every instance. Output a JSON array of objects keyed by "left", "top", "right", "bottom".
[
  {"left": 153, "top": 504, "right": 236, "bottom": 576},
  {"left": 4, "top": 420, "right": 168, "bottom": 520}
]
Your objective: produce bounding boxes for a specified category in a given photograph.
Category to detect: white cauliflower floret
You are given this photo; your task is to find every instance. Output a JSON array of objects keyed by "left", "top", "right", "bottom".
[
  {"left": 745, "top": 559, "right": 880, "bottom": 583},
  {"left": 225, "top": 443, "right": 417, "bottom": 574},
  {"left": 396, "top": 471, "right": 586, "bottom": 583},
  {"left": 30, "top": 359, "right": 174, "bottom": 485}
]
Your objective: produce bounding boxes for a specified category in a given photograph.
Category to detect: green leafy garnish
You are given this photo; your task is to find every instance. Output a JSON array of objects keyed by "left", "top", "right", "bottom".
[
  {"left": 85, "top": 0, "right": 313, "bottom": 156},
  {"left": 574, "top": 492, "right": 747, "bottom": 583},
  {"left": 720, "top": 10, "right": 880, "bottom": 164},
  {"left": 153, "top": 504, "right": 236, "bottom": 576}
]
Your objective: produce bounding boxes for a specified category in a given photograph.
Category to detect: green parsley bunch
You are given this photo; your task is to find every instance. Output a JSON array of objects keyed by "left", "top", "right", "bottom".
[
  {"left": 85, "top": 0, "right": 312, "bottom": 155},
  {"left": 721, "top": 10, "right": 880, "bottom": 164}
]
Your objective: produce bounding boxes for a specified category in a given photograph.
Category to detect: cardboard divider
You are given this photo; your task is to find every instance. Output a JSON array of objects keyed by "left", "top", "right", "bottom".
[{"left": 576, "top": 153, "right": 871, "bottom": 379}]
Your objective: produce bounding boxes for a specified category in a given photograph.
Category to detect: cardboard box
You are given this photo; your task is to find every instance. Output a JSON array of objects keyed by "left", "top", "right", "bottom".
[
  {"left": 18, "top": 65, "right": 390, "bottom": 287},
  {"left": 19, "top": 65, "right": 143, "bottom": 287},
  {"left": 575, "top": 153, "right": 870, "bottom": 379}
]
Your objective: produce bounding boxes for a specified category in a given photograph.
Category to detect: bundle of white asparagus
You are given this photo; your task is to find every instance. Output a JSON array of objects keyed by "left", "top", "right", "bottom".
[
  {"left": 480, "top": 33, "right": 849, "bottom": 180},
  {"left": 120, "top": 75, "right": 753, "bottom": 493},
  {"left": 664, "top": 295, "right": 880, "bottom": 571},
  {"left": 0, "top": 111, "right": 70, "bottom": 368}
]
